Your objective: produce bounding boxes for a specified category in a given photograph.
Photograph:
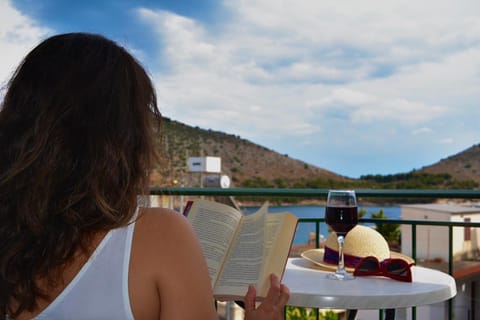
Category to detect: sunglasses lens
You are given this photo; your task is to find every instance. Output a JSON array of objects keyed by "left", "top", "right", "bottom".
[
  {"left": 356, "top": 257, "right": 378, "bottom": 273},
  {"left": 355, "top": 257, "right": 413, "bottom": 282},
  {"left": 386, "top": 260, "right": 408, "bottom": 276}
]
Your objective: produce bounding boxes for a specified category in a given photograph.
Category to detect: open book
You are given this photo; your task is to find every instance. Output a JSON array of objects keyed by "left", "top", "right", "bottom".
[{"left": 184, "top": 199, "right": 298, "bottom": 301}]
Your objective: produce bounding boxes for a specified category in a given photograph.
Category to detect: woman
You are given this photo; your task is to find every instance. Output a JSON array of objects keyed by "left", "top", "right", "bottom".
[{"left": 0, "top": 33, "right": 289, "bottom": 320}]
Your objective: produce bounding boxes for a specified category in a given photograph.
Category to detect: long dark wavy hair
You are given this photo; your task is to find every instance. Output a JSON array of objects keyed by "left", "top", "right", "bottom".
[{"left": 0, "top": 33, "right": 160, "bottom": 318}]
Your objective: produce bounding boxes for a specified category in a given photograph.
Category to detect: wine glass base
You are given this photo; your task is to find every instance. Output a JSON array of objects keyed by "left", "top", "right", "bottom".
[{"left": 326, "top": 271, "right": 355, "bottom": 280}]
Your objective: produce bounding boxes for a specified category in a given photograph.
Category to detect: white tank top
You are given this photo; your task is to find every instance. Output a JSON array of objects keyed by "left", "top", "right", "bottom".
[{"left": 34, "top": 219, "right": 136, "bottom": 320}]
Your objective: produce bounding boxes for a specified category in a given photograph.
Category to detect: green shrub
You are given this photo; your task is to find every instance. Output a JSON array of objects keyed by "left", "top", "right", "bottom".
[{"left": 285, "top": 307, "right": 339, "bottom": 320}]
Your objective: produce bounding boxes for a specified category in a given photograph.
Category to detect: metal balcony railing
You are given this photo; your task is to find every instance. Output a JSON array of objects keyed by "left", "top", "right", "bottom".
[
  {"left": 150, "top": 188, "right": 480, "bottom": 320},
  {"left": 151, "top": 187, "right": 480, "bottom": 199}
]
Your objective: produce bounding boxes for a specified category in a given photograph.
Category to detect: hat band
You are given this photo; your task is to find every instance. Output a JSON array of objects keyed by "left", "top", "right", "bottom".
[{"left": 324, "top": 246, "right": 363, "bottom": 268}]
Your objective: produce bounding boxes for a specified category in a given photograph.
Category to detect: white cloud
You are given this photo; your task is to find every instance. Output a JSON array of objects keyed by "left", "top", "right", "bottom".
[
  {"left": 137, "top": 0, "right": 479, "bottom": 176},
  {"left": 437, "top": 138, "right": 454, "bottom": 144},
  {"left": 412, "top": 128, "right": 432, "bottom": 135},
  {"left": 0, "top": 0, "right": 50, "bottom": 88},
  {"left": 304, "top": 87, "right": 448, "bottom": 126}
]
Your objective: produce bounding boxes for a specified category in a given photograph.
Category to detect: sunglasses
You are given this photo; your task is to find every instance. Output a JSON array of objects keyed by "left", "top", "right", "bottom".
[{"left": 353, "top": 256, "right": 414, "bottom": 282}]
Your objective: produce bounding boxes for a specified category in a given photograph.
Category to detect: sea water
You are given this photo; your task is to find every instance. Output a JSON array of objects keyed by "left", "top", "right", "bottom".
[{"left": 242, "top": 205, "right": 401, "bottom": 245}]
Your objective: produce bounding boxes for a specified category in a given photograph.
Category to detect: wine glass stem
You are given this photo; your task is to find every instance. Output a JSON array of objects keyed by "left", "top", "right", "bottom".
[{"left": 337, "top": 235, "right": 346, "bottom": 273}]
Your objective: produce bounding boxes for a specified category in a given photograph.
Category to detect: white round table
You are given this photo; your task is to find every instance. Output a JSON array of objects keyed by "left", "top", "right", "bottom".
[{"left": 283, "top": 258, "right": 457, "bottom": 319}]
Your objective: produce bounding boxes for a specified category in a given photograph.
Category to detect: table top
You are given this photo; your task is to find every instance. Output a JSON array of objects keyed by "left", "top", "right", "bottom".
[{"left": 283, "top": 258, "right": 457, "bottom": 310}]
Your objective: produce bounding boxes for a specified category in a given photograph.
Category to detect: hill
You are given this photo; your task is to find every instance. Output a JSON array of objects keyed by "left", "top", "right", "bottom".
[
  {"left": 149, "top": 117, "right": 479, "bottom": 189},
  {"left": 149, "top": 117, "right": 349, "bottom": 187},
  {"left": 419, "top": 144, "right": 480, "bottom": 183}
]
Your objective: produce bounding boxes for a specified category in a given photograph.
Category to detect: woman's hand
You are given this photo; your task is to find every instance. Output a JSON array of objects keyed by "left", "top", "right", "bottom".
[{"left": 244, "top": 273, "right": 290, "bottom": 320}]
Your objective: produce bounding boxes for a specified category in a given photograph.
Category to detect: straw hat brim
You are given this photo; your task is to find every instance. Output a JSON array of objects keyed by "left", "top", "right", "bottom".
[{"left": 301, "top": 248, "right": 415, "bottom": 273}]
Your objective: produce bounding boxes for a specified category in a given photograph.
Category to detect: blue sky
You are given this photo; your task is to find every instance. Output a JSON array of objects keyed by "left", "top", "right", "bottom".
[{"left": 1, "top": 0, "right": 480, "bottom": 178}]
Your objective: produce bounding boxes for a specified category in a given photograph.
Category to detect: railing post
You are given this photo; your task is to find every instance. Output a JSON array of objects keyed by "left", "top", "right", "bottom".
[
  {"left": 449, "top": 225, "right": 454, "bottom": 320},
  {"left": 411, "top": 223, "right": 417, "bottom": 320},
  {"left": 315, "top": 220, "right": 320, "bottom": 320},
  {"left": 412, "top": 223, "right": 417, "bottom": 261}
]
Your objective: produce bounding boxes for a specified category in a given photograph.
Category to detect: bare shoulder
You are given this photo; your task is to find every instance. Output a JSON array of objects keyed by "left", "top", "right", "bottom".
[
  {"left": 132, "top": 207, "right": 202, "bottom": 262},
  {"left": 135, "top": 207, "right": 192, "bottom": 236},
  {"left": 129, "top": 207, "right": 216, "bottom": 319},
  {"left": 137, "top": 207, "right": 187, "bottom": 225}
]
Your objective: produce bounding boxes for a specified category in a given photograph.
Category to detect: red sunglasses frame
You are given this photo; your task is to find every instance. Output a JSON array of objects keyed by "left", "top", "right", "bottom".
[{"left": 353, "top": 256, "right": 414, "bottom": 282}]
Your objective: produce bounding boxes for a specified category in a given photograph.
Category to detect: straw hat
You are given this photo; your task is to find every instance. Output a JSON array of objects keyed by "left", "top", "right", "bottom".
[{"left": 301, "top": 225, "right": 414, "bottom": 272}]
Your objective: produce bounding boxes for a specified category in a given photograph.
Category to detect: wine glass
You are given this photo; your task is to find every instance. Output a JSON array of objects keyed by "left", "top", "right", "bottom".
[{"left": 325, "top": 190, "right": 358, "bottom": 280}]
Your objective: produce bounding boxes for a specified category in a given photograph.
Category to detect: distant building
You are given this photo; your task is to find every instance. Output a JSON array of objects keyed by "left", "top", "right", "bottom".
[
  {"left": 401, "top": 204, "right": 480, "bottom": 261},
  {"left": 400, "top": 204, "right": 480, "bottom": 320}
]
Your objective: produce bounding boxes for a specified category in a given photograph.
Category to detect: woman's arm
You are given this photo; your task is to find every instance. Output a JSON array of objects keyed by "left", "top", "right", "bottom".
[{"left": 131, "top": 208, "right": 218, "bottom": 320}]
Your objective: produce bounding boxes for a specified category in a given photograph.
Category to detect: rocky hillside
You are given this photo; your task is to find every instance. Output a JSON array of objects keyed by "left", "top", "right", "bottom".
[
  {"left": 149, "top": 117, "right": 479, "bottom": 188},
  {"left": 419, "top": 144, "right": 480, "bottom": 183},
  {"left": 149, "top": 117, "right": 349, "bottom": 187}
]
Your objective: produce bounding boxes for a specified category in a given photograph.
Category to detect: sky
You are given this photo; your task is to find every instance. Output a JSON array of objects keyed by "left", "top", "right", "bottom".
[{"left": 1, "top": 0, "right": 479, "bottom": 178}]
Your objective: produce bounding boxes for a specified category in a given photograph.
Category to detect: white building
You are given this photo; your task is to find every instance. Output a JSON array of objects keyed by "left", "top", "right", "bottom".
[
  {"left": 400, "top": 203, "right": 480, "bottom": 320},
  {"left": 401, "top": 204, "right": 480, "bottom": 261}
]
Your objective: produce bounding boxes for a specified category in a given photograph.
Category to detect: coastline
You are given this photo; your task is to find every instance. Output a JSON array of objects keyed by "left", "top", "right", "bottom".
[{"left": 237, "top": 197, "right": 480, "bottom": 208}]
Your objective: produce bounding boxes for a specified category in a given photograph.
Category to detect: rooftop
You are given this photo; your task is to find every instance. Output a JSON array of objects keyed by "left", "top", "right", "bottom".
[{"left": 401, "top": 203, "right": 480, "bottom": 215}]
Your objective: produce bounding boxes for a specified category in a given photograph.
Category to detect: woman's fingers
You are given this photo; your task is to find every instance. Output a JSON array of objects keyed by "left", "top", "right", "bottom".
[
  {"left": 262, "top": 274, "right": 287, "bottom": 311},
  {"left": 244, "top": 284, "right": 257, "bottom": 312},
  {"left": 278, "top": 283, "right": 290, "bottom": 307},
  {"left": 243, "top": 274, "right": 290, "bottom": 320}
]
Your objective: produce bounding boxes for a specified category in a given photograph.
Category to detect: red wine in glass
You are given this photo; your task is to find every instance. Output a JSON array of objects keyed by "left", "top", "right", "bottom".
[
  {"left": 325, "top": 206, "right": 358, "bottom": 236},
  {"left": 325, "top": 190, "right": 358, "bottom": 280}
]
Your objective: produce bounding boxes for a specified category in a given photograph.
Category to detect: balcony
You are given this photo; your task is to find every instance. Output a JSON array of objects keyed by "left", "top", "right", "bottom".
[{"left": 150, "top": 187, "right": 480, "bottom": 320}]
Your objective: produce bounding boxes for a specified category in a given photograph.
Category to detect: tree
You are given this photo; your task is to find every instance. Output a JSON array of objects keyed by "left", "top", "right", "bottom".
[
  {"left": 370, "top": 209, "right": 400, "bottom": 249},
  {"left": 285, "top": 307, "right": 339, "bottom": 320}
]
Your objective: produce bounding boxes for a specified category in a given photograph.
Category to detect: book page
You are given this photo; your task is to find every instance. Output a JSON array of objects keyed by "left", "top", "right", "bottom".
[
  {"left": 262, "top": 214, "right": 286, "bottom": 270},
  {"left": 213, "top": 203, "right": 268, "bottom": 298},
  {"left": 187, "top": 200, "right": 243, "bottom": 287},
  {"left": 258, "top": 212, "right": 298, "bottom": 295}
]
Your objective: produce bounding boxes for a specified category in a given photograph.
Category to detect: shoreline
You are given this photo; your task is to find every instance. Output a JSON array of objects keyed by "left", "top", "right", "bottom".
[{"left": 236, "top": 198, "right": 480, "bottom": 208}]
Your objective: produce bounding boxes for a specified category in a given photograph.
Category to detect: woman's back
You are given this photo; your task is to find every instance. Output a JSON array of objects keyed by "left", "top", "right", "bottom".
[
  {"left": 25, "top": 220, "right": 133, "bottom": 319},
  {"left": 13, "top": 208, "right": 217, "bottom": 320}
]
